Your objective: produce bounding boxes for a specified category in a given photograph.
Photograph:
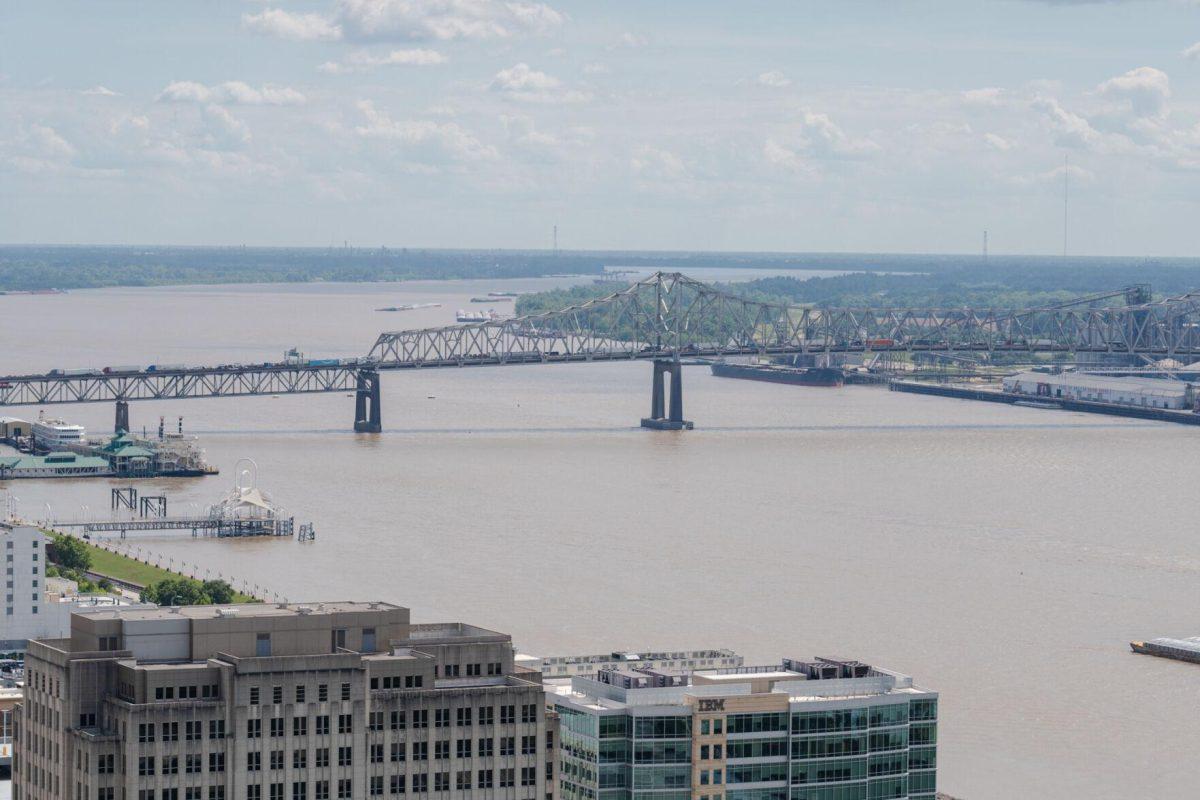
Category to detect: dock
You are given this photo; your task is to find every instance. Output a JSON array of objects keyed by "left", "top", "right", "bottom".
[
  {"left": 52, "top": 516, "right": 294, "bottom": 538},
  {"left": 889, "top": 381, "right": 1200, "bottom": 426},
  {"left": 1131, "top": 637, "right": 1200, "bottom": 664}
]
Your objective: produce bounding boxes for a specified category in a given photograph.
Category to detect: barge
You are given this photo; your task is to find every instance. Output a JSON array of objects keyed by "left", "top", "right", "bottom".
[
  {"left": 711, "top": 361, "right": 844, "bottom": 387},
  {"left": 1131, "top": 637, "right": 1200, "bottom": 664}
]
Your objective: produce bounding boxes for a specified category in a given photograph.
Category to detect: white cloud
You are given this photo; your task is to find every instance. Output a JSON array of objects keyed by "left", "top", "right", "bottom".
[
  {"left": 157, "top": 81, "right": 307, "bottom": 106},
  {"left": 962, "top": 87, "right": 1006, "bottom": 106},
  {"left": 631, "top": 144, "right": 690, "bottom": 182},
  {"left": 1097, "top": 66, "right": 1170, "bottom": 119},
  {"left": 616, "top": 31, "right": 647, "bottom": 48},
  {"left": 318, "top": 48, "right": 447, "bottom": 73},
  {"left": 756, "top": 70, "right": 791, "bottom": 88},
  {"left": 336, "top": 0, "right": 563, "bottom": 42},
  {"left": 1031, "top": 94, "right": 1101, "bottom": 148},
  {"left": 488, "top": 63, "right": 588, "bottom": 103},
  {"left": 582, "top": 62, "right": 610, "bottom": 75},
  {"left": 243, "top": 8, "right": 343, "bottom": 41},
  {"left": 353, "top": 99, "right": 497, "bottom": 162},
  {"left": 1185, "top": 41, "right": 1200, "bottom": 60},
  {"left": 984, "top": 132, "right": 1014, "bottom": 151},
  {"left": 81, "top": 85, "right": 119, "bottom": 97}
]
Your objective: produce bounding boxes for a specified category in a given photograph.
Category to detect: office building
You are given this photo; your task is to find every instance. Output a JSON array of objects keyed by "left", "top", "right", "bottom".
[
  {"left": 550, "top": 657, "right": 937, "bottom": 800},
  {"left": 526, "top": 651, "right": 742, "bottom": 681},
  {"left": 15, "top": 602, "right": 552, "bottom": 800}
]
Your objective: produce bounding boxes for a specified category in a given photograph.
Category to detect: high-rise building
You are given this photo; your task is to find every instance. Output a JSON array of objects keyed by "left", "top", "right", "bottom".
[
  {"left": 15, "top": 602, "right": 552, "bottom": 800},
  {"left": 549, "top": 657, "right": 937, "bottom": 800}
]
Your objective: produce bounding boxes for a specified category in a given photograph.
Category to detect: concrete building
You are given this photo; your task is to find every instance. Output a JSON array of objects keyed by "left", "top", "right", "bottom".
[
  {"left": 0, "top": 524, "right": 148, "bottom": 653},
  {"left": 550, "top": 657, "right": 937, "bottom": 800},
  {"left": 527, "top": 651, "right": 742, "bottom": 681},
  {"left": 14, "top": 601, "right": 552, "bottom": 800}
]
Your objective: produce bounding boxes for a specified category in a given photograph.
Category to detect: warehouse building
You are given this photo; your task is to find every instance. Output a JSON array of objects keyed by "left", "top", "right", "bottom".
[{"left": 1002, "top": 371, "right": 1196, "bottom": 410}]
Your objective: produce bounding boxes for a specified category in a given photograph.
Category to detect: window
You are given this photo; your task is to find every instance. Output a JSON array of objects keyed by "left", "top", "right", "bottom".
[
  {"left": 316, "top": 748, "right": 330, "bottom": 769},
  {"left": 370, "top": 777, "right": 383, "bottom": 797},
  {"left": 293, "top": 717, "right": 308, "bottom": 737},
  {"left": 270, "top": 718, "right": 284, "bottom": 738},
  {"left": 250, "top": 687, "right": 261, "bottom": 705},
  {"left": 456, "top": 739, "right": 471, "bottom": 759},
  {"left": 487, "top": 662, "right": 501, "bottom": 675},
  {"left": 466, "top": 663, "right": 481, "bottom": 677},
  {"left": 332, "top": 628, "right": 347, "bottom": 651},
  {"left": 336, "top": 780, "right": 352, "bottom": 800},
  {"left": 186, "top": 720, "right": 202, "bottom": 741},
  {"left": 97, "top": 754, "right": 115, "bottom": 774},
  {"left": 316, "top": 716, "right": 330, "bottom": 736},
  {"left": 295, "top": 685, "right": 306, "bottom": 703},
  {"left": 293, "top": 749, "right": 308, "bottom": 770},
  {"left": 404, "top": 675, "right": 422, "bottom": 689},
  {"left": 434, "top": 773, "right": 449, "bottom": 793},
  {"left": 522, "top": 704, "right": 537, "bottom": 723},
  {"left": 456, "top": 771, "right": 470, "bottom": 791},
  {"left": 163, "top": 722, "right": 178, "bottom": 742},
  {"left": 315, "top": 782, "right": 329, "bottom": 800},
  {"left": 256, "top": 633, "right": 272, "bottom": 657},
  {"left": 370, "top": 744, "right": 384, "bottom": 764},
  {"left": 477, "top": 770, "right": 493, "bottom": 789},
  {"left": 477, "top": 738, "right": 493, "bottom": 758},
  {"left": 521, "top": 735, "right": 536, "bottom": 755},
  {"left": 248, "top": 752, "right": 262, "bottom": 772},
  {"left": 443, "top": 664, "right": 459, "bottom": 677},
  {"left": 98, "top": 790, "right": 114, "bottom": 800},
  {"left": 185, "top": 755, "right": 202, "bottom": 774},
  {"left": 209, "top": 720, "right": 225, "bottom": 740},
  {"left": 155, "top": 686, "right": 174, "bottom": 700},
  {"left": 340, "top": 682, "right": 351, "bottom": 700},
  {"left": 435, "top": 709, "right": 449, "bottom": 728},
  {"left": 411, "top": 775, "right": 427, "bottom": 794},
  {"left": 368, "top": 711, "right": 384, "bottom": 731},
  {"left": 363, "top": 628, "right": 376, "bottom": 652},
  {"left": 270, "top": 785, "right": 283, "bottom": 800},
  {"left": 499, "top": 737, "right": 514, "bottom": 757},
  {"left": 434, "top": 740, "right": 449, "bottom": 760},
  {"left": 412, "top": 742, "right": 427, "bottom": 761},
  {"left": 273, "top": 686, "right": 283, "bottom": 704},
  {"left": 248, "top": 719, "right": 262, "bottom": 738},
  {"left": 390, "top": 742, "right": 406, "bottom": 762},
  {"left": 389, "top": 776, "right": 405, "bottom": 795},
  {"left": 248, "top": 788, "right": 262, "bottom": 800},
  {"left": 499, "top": 768, "right": 514, "bottom": 788},
  {"left": 209, "top": 752, "right": 225, "bottom": 773},
  {"left": 138, "top": 756, "right": 155, "bottom": 776},
  {"left": 138, "top": 723, "right": 155, "bottom": 743},
  {"left": 478, "top": 707, "right": 494, "bottom": 726},
  {"left": 456, "top": 708, "right": 472, "bottom": 727},
  {"left": 209, "top": 789, "right": 225, "bottom": 800},
  {"left": 318, "top": 684, "right": 328, "bottom": 702},
  {"left": 500, "top": 705, "right": 515, "bottom": 725},
  {"left": 411, "top": 710, "right": 427, "bottom": 729},
  {"left": 162, "top": 756, "right": 178, "bottom": 775},
  {"left": 521, "top": 766, "right": 536, "bottom": 787},
  {"left": 79, "top": 713, "right": 96, "bottom": 728},
  {"left": 293, "top": 782, "right": 308, "bottom": 800},
  {"left": 270, "top": 750, "right": 284, "bottom": 771},
  {"left": 338, "top": 714, "right": 352, "bottom": 734},
  {"left": 390, "top": 711, "right": 405, "bottom": 730},
  {"left": 337, "top": 746, "right": 353, "bottom": 768}
]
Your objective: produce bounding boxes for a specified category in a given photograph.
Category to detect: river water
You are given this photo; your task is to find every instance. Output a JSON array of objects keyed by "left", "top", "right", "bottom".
[{"left": 1, "top": 275, "right": 1197, "bottom": 799}]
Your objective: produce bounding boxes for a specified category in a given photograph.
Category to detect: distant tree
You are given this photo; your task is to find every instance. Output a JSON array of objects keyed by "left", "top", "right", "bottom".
[
  {"left": 50, "top": 534, "right": 92, "bottom": 573},
  {"left": 201, "top": 579, "right": 235, "bottom": 604}
]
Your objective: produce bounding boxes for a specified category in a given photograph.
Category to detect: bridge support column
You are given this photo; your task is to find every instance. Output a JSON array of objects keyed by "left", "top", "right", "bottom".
[
  {"left": 353, "top": 369, "right": 382, "bottom": 433},
  {"left": 641, "top": 360, "right": 693, "bottom": 430},
  {"left": 115, "top": 400, "right": 130, "bottom": 434}
]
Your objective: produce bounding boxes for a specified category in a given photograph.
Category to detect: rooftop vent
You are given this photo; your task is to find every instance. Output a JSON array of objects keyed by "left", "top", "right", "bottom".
[{"left": 215, "top": 608, "right": 239, "bottom": 618}]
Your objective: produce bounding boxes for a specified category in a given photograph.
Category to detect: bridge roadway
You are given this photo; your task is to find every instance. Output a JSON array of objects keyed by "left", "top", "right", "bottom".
[{"left": 1, "top": 272, "right": 1198, "bottom": 431}]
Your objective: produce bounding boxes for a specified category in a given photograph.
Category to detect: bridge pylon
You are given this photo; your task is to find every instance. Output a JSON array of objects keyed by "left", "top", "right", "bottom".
[
  {"left": 115, "top": 400, "right": 130, "bottom": 434},
  {"left": 641, "top": 359, "right": 693, "bottom": 430},
  {"left": 353, "top": 369, "right": 382, "bottom": 433}
]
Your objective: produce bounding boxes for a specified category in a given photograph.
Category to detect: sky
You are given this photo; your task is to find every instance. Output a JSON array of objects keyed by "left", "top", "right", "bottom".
[{"left": 2, "top": 1, "right": 1200, "bottom": 256}]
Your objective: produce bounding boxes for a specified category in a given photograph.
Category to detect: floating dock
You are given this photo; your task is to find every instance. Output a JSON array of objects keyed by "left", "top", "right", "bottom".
[{"left": 889, "top": 381, "right": 1200, "bottom": 426}]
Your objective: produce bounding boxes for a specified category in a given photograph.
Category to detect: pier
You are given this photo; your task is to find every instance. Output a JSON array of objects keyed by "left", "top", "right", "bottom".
[{"left": 51, "top": 516, "right": 294, "bottom": 538}]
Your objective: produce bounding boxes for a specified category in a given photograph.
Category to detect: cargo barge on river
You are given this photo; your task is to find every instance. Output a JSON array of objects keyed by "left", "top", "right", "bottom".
[
  {"left": 1131, "top": 637, "right": 1200, "bottom": 664},
  {"left": 710, "top": 361, "right": 845, "bottom": 387}
]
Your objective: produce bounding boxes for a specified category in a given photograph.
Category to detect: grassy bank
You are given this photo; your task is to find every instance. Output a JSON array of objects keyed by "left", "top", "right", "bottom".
[{"left": 57, "top": 535, "right": 257, "bottom": 603}]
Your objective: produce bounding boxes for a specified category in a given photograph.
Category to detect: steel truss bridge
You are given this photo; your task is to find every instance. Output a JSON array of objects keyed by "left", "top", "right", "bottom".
[{"left": 3, "top": 272, "right": 1200, "bottom": 431}]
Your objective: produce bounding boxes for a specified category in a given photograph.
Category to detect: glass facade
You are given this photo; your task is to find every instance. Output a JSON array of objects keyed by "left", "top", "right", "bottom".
[{"left": 556, "top": 696, "right": 936, "bottom": 800}]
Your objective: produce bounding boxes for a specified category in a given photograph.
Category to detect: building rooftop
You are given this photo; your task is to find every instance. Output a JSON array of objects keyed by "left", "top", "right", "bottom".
[
  {"left": 1009, "top": 370, "right": 1189, "bottom": 397},
  {"left": 75, "top": 600, "right": 404, "bottom": 622}
]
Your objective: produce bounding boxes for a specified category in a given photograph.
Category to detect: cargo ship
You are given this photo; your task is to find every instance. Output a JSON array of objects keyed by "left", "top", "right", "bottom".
[
  {"left": 710, "top": 361, "right": 844, "bottom": 387},
  {"left": 1131, "top": 637, "right": 1200, "bottom": 664}
]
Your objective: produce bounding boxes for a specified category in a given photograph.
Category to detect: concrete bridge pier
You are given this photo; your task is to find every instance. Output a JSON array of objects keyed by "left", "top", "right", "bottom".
[
  {"left": 641, "top": 359, "right": 693, "bottom": 430},
  {"left": 353, "top": 369, "right": 382, "bottom": 433},
  {"left": 115, "top": 400, "right": 130, "bottom": 434}
]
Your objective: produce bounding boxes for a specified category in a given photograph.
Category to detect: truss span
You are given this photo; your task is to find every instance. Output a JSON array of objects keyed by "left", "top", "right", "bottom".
[{"left": 368, "top": 272, "right": 1200, "bottom": 367}]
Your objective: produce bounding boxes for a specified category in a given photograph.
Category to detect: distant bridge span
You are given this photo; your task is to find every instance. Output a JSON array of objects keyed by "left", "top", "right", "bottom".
[{"left": 2, "top": 273, "right": 1199, "bottom": 431}]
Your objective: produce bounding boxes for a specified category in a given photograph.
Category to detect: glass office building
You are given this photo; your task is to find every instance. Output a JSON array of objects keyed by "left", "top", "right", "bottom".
[{"left": 551, "top": 657, "right": 936, "bottom": 800}]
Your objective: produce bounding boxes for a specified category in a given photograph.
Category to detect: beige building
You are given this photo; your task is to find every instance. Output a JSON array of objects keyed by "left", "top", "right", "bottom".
[{"left": 14, "top": 601, "right": 552, "bottom": 800}]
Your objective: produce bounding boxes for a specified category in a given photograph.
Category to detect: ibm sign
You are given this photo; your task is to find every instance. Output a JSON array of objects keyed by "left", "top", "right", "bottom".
[{"left": 697, "top": 699, "right": 725, "bottom": 712}]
